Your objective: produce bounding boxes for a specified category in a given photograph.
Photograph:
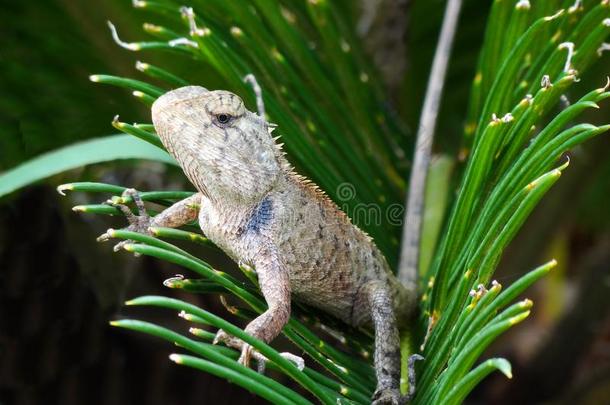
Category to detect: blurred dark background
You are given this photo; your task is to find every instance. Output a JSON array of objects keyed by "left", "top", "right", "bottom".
[{"left": 1, "top": 0, "right": 610, "bottom": 404}]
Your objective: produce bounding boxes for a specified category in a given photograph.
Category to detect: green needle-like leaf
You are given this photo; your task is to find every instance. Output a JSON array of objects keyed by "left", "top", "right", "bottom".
[{"left": 0, "top": 135, "right": 175, "bottom": 199}]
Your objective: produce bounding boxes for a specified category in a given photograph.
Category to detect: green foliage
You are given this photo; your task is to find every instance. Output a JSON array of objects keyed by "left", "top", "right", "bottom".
[
  {"left": 0, "top": 1, "right": 143, "bottom": 170},
  {"left": 0, "top": 135, "right": 175, "bottom": 198},
  {"left": 3, "top": 0, "right": 610, "bottom": 403},
  {"left": 413, "top": 1, "right": 610, "bottom": 402}
]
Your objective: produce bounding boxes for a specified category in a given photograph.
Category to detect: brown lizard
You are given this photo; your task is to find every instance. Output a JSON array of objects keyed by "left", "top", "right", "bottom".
[{"left": 98, "top": 80, "right": 420, "bottom": 404}]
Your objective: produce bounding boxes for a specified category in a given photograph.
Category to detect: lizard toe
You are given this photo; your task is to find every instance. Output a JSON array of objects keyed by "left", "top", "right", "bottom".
[
  {"left": 96, "top": 228, "right": 114, "bottom": 243},
  {"left": 255, "top": 355, "right": 267, "bottom": 374},
  {"left": 112, "top": 240, "right": 129, "bottom": 252},
  {"left": 280, "top": 352, "right": 305, "bottom": 371},
  {"left": 371, "top": 388, "right": 405, "bottom": 405},
  {"left": 238, "top": 343, "right": 254, "bottom": 368},
  {"left": 213, "top": 329, "right": 230, "bottom": 345}
]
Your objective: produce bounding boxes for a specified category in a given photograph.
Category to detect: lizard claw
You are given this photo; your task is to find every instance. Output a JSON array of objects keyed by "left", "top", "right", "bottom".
[
  {"left": 238, "top": 343, "right": 254, "bottom": 369},
  {"left": 370, "top": 354, "right": 424, "bottom": 404},
  {"left": 371, "top": 388, "right": 403, "bottom": 405},
  {"left": 96, "top": 229, "right": 113, "bottom": 242},
  {"left": 104, "top": 188, "right": 152, "bottom": 230},
  {"left": 213, "top": 329, "right": 232, "bottom": 345},
  {"left": 112, "top": 240, "right": 130, "bottom": 252},
  {"left": 97, "top": 188, "right": 152, "bottom": 255},
  {"left": 213, "top": 329, "right": 305, "bottom": 373},
  {"left": 213, "top": 329, "right": 257, "bottom": 369},
  {"left": 280, "top": 352, "right": 305, "bottom": 371}
]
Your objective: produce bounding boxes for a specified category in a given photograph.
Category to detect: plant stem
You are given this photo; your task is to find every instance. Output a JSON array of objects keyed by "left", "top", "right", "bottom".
[{"left": 398, "top": 0, "right": 463, "bottom": 288}]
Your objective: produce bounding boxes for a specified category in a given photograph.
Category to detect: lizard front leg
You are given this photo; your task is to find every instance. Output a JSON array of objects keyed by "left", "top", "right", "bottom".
[
  {"left": 366, "top": 281, "right": 404, "bottom": 405},
  {"left": 215, "top": 246, "right": 299, "bottom": 370},
  {"left": 98, "top": 189, "right": 201, "bottom": 250}
]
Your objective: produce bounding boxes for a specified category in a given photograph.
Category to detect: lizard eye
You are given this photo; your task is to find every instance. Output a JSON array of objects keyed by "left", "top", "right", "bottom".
[
  {"left": 206, "top": 91, "right": 244, "bottom": 127},
  {"left": 214, "top": 113, "right": 233, "bottom": 126}
]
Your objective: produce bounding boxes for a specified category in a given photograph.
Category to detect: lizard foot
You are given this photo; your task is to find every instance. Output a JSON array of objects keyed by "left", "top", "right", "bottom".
[
  {"left": 372, "top": 388, "right": 407, "bottom": 405},
  {"left": 371, "top": 388, "right": 404, "bottom": 405},
  {"left": 97, "top": 188, "right": 152, "bottom": 253},
  {"left": 213, "top": 329, "right": 305, "bottom": 373},
  {"left": 371, "top": 354, "right": 424, "bottom": 405}
]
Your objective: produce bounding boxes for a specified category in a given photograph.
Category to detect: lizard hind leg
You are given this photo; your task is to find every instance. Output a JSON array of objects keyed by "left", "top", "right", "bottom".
[{"left": 365, "top": 281, "right": 405, "bottom": 405}]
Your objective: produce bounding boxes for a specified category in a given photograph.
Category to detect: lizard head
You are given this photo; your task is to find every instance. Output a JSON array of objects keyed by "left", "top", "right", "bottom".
[{"left": 152, "top": 86, "right": 283, "bottom": 204}]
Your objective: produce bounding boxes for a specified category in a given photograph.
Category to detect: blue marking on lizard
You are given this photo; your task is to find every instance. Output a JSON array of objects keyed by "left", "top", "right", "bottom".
[{"left": 245, "top": 196, "right": 272, "bottom": 234}]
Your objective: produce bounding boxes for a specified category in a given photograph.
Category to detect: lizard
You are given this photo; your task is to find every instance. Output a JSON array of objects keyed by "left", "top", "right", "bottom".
[{"left": 98, "top": 79, "right": 420, "bottom": 404}]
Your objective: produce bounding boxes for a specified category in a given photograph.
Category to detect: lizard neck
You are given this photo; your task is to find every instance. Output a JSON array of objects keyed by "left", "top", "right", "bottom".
[{"left": 171, "top": 141, "right": 283, "bottom": 207}]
